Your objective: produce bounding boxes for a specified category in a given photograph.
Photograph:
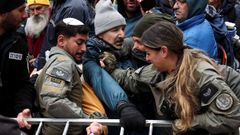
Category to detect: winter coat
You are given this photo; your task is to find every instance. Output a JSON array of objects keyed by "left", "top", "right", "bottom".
[
  {"left": 0, "top": 32, "right": 35, "bottom": 117},
  {"left": 111, "top": 62, "right": 240, "bottom": 135},
  {"left": 177, "top": 0, "right": 218, "bottom": 59},
  {"left": 35, "top": 47, "right": 105, "bottom": 135}
]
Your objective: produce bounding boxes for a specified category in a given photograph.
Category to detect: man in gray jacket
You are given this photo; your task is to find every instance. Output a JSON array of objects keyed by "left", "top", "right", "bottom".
[{"left": 35, "top": 18, "right": 106, "bottom": 135}]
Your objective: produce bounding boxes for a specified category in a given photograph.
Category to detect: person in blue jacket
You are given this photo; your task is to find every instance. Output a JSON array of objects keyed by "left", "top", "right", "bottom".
[
  {"left": 82, "top": 0, "right": 146, "bottom": 132},
  {"left": 174, "top": 0, "right": 218, "bottom": 60}
]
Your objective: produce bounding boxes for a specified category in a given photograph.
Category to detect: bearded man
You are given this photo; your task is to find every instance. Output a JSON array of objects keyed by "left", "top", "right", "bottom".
[{"left": 24, "top": 0, "right": 51, "bottom": 71}]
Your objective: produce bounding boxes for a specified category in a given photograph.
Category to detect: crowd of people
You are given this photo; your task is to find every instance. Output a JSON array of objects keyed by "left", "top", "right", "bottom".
[{"left": 0, "top": 0, "right": 240, "bottom": 135}]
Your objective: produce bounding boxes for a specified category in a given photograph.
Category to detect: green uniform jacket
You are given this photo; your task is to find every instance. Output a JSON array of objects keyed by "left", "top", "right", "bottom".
[
  {"left": 35, "top": 47, "right": 88, "bottom": 135},
  {"left": 111, "top": 62, "right": 240, "bottom": 135}
]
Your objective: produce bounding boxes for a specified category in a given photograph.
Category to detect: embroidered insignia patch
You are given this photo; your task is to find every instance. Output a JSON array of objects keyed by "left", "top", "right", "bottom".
[
  {"left": 51, "top": 68, "right": 69, "bottom": 80},
  {"left": 50, "top": 78, "right": 62, "bottom": 84},
  {"left": 200, "top": 83, "right": 218, "bottom": 104},
  {"left": 215, "top": 93, "right": 233, "bottom": 111},
  {"left": 9, "top": 52, "right": 22, "bottom": 60},
  {"left": 43, "top": 76, "right": 65, "bottom": 93}
]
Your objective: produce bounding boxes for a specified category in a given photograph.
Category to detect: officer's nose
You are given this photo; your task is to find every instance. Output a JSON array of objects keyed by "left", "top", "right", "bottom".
[{"left": 22, "top": 10, "right": 28, "bottom": 20}]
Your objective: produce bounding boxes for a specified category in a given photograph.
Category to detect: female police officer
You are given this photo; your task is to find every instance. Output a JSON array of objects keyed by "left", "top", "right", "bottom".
[
  {"left": 103, "top": 20, "right": 240, "bottom": 135},
  {"left": 140, "top": 21, "right": 240, "bottom": 134}
]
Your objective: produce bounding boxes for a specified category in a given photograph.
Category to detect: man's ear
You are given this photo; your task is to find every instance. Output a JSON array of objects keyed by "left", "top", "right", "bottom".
[{"left": 57, "top": 35, "right": 65, "bottom": 48}]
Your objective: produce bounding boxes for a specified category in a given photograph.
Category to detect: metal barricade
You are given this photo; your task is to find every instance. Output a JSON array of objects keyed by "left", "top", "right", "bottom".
[{"left": 25, "top": 118, "right": 172, "bottom": 135}]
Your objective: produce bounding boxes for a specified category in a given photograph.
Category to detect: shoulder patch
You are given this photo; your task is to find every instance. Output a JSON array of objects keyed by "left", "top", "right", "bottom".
[
  {"left": 57, "top": 55, "right": 67, "bottom": 61},
  {"left": 200, "top": 83, "right": 219, "bottom": 105},
  {"left": 45, "top": 77, "right": 64, "bottom": 88},
  {"left": 51, "top": 68, "right": 69, "bottom": 81},
  {"left": 50, "top": 77, "right": 62, "bottom": 84},
  {"left": 215, "top": 93, "right": 233, "bottom": 111},
  {"left": 42, "top": 76, "right": 65, "bottom": 94}
]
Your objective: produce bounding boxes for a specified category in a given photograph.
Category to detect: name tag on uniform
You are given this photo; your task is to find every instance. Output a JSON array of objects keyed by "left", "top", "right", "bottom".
[{"left": 9, "top": 52, "right": 23, "bottom": 60}]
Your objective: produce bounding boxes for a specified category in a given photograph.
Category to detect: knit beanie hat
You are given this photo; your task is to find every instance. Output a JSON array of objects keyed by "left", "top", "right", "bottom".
[
  {"left": 94, "top": 0, "right": 126, "bottom": 35},
  {"left": 27, "top": 0, "right": 50, "bottom": 6},
  {"left": 0, "top": 0, "right": 25, "bottom": 13},
  {"left": 132, "top": 13, "right": 173, "bottom": 38}
]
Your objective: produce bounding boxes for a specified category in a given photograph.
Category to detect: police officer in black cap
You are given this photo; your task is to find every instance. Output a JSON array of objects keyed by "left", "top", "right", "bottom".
[{"left": 0, "top": 0, "right": 35, "bottom": 130}]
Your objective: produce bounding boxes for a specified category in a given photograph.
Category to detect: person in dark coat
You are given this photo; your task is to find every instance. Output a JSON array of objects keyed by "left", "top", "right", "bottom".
[{"left": 0, "top": 0, "right": 36, "bottom": 129}]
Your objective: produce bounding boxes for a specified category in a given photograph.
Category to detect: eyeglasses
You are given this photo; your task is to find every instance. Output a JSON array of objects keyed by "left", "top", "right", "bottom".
[{"left": 63, "top": 18, "right": 84, "bottom": 26}]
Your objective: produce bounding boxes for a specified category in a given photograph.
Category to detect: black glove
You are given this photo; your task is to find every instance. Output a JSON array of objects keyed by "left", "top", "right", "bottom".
[
  {"left": 36, "top": 57, "right": 46, "bottom": 70},
  {"left": 29, "top": 74, "right": 38, "bottom": 85},
  {"left": 117, "top": 101, "right": 146, "bottom": 131}
]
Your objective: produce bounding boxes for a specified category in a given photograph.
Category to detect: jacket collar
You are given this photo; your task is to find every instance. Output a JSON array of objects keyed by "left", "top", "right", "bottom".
[{"left": 176, "top": 14, "right": 205, "bottom": 31}]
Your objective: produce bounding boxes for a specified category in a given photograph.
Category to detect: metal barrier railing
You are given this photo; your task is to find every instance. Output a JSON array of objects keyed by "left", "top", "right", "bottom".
[{"left": 24, "top": 118, "right": 173, "bottom": 135}]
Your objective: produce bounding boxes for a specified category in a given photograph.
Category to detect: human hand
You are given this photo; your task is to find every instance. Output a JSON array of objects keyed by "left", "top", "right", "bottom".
[
  {"left": 86, "top": 122, "right": 104, "bottom": 135},
  {"left": 99, "top": 52, "right": 117, "bottom": 73},
  {"left": 29, "top": 58, "right": 36, "bottom": 65},
  {"left": 16, "top": 109, "right": 32, "bottom": 129}
]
